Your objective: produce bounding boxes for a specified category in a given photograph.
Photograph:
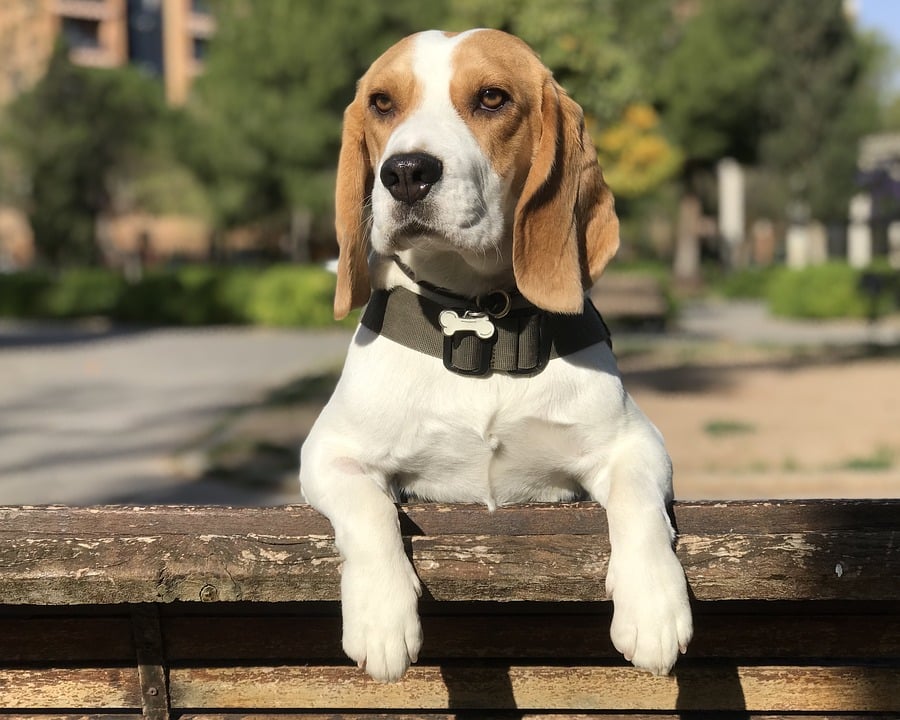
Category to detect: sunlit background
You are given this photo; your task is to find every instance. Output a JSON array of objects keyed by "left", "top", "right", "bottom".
[{"left": 0, "top": 0, "right": 898, "bottom": 505}]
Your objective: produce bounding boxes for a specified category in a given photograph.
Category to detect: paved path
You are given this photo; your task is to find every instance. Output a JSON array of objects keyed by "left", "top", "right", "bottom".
[
  {"left": 0, "top": 322, "right": 352, "bottom": 505},
  {"left": 676, "top": 299, "right": 900, "bottom": 346}
]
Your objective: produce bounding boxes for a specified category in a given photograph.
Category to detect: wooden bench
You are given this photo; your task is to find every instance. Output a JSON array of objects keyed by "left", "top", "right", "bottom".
[
  {"left": 1, "top": 500, "right": 898, "bottom": 718},
  {"left": 591, "top": 273, "right": 670, "bottom": 330}
]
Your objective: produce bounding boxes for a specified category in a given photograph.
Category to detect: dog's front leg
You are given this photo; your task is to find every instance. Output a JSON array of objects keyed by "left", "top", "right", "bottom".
[
  {"left": 585, "top": 432, "right": 693, "bottom": 675},
  {"left": 300, "top": 445, "right": 422, "bottom": 682}
]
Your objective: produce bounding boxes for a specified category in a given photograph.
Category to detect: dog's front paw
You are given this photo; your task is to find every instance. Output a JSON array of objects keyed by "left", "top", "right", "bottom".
[
  {"left": 340, "top": 557, "right": 422, "bottom": 682},
  {"left": 606, "top": 550, "right": 693, "bottom": 675}
]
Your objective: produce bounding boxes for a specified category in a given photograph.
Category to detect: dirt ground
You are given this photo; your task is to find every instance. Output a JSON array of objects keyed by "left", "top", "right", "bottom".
[
  {"left": 619, "top": 343, "right": 900, "bottom": 500},
  {"left": 198, "top": 340, "right": 900, "bottom": 503}
]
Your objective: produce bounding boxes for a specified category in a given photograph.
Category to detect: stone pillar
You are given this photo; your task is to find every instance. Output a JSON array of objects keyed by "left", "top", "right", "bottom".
[
  {"left": 717, "top": 158, "right": 745, "bottom": 266},
  {"left": 786, "top": 223, "right": 809, "bottom": 269},
  {"left": 847, "top": 193, "right": 872, "bottom": 268}
]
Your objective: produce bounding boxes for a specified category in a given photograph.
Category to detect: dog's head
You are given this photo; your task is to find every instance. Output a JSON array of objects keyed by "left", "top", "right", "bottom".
[{"left": 333, "top": 29, "right": 619, "bottom": 319}]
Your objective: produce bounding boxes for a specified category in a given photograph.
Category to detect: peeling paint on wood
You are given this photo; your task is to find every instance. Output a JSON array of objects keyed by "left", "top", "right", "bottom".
[{"left": 0, "top": 667, "right": 141, "bottom": 708}]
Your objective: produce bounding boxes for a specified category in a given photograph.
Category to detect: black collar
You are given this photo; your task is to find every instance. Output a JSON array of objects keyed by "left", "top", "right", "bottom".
[{"left": 360, "top": 285, "right": 612, "bottom": 377}]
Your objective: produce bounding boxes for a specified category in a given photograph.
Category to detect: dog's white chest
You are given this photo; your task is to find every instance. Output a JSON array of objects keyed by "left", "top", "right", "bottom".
[
  {"left": 315, "top": 330, "right": 623, "bottom": 509},
  {"left": 391, "top": 407, "right": 587, "bottom": 508}
]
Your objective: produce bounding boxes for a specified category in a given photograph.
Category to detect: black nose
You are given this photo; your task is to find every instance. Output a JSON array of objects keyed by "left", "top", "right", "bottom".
[{"left": 380, "top": 153, "right": 443, "bottom": 205}]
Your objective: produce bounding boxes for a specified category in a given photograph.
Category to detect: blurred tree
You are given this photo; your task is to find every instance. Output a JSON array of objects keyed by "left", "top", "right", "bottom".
[
  {"left": 594, "top": 103, "right": 683, "bottom": 199},
  {"left": 182, "top": 0, "right": 447, "bottom": 258},
  {"left": 756, "top": 2, "right": 883, "bottom": 221},
  {"left": 1, "top": 45, "right": 173, "bottom": 266},
  {"left": 653, "top": 0, "right": 882, "bottom": 276},
  {"left": 881, "top": 93, "right": 900, "bottom": 130}
]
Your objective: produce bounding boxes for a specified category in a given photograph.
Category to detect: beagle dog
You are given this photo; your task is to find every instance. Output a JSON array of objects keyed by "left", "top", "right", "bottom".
[{"left": 300, "top": 29, "right": 692, "bottom": 683}]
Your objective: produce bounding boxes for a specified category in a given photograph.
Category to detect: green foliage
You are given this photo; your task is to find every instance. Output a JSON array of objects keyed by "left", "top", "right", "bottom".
[
  {"left": 766, "top": 263, "right": 871, "bottom": 319},
  {"left": 713, "top": 264, "right": 899, "bottom": 320},
  {"left": 0, "top": 265, "right": 351, "bottom": 327},
  {"left": 115, "top": 267, "right": 253, "bottom": 325},
  {"left": 0, "top": 272, "right": 52, "bottom": 317},
  {"left": 1, "top": 45, "right": 174, "bottom": 266},
  {"left": 712, "top": 267, "right": 780, "bottom": 300},
  {"left": 184, "top": 0, "right": 447, "bottom": 232},
  {"left": 654, "top": 0, "right": 771, "bottom": 164},
  {"left": 655, "top": 0, "right": 882, "bottom": 220},
  {"left": 756, "top": 2, "right": 883, "bottom": 220},
  {"left": 248, "top": 266, "right": 341, "bottom": 327},
  {"left": 43, "top": 268, "right": 125, "bottom": 318}
]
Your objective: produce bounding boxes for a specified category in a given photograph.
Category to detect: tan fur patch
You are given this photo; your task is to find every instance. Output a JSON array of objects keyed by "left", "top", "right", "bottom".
[{"left": 448, "top": 31, "right": 547, "bottom": 196}]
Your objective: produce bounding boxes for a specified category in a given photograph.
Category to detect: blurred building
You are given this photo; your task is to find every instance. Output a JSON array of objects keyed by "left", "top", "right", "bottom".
[
  {"left": 0, "top": 0, "right": 215, "bottom": 269},
  {"left": 0, "top": 0, "right": 215, "bottom": 106}
]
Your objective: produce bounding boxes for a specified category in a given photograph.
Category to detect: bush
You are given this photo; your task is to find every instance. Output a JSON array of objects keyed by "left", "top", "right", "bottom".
[
  {"left": 714, "top": 266, "right": 778, "bottom": 299},
  {"left": 0, "top": 272, "right": 52, "bottom": 317},
  {"left": 0, "top": 264, "right": 348, "bottom": 327},
  {"left": 43, "top": 268, "right": 125, "bottom": 318},
  {"left": 248, "top": 266, "right": 340, "bottom": 327},
  {"left": 766, "top": 263, "right": 871, "bottom": 319}
]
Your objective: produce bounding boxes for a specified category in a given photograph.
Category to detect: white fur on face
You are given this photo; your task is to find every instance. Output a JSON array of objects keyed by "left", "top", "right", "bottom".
[{"left": 369, "top": 30, "right": 512, "bottom": 284}]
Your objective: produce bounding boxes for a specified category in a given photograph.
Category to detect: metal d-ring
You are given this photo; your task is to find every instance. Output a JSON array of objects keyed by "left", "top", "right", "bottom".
[{"left": 477, "top": 290, "right": 512, "bottom": 319}]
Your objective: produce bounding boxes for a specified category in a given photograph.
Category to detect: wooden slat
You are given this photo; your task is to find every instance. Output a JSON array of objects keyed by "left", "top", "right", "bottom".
[
  {"left": 168, "top": 664, "right": 900, "bottom": 712},
  {"left": 1, "top": 525, "right": 897, "bottom": 604},
  {"left": 1, "top": 500, "right": 898, "bottom": 537},
  {"left": 0, "top": 667, "right": 142, "bottom": 709},
  {"left": 162, "top": 610, "right": 900, "bottom": 661}
]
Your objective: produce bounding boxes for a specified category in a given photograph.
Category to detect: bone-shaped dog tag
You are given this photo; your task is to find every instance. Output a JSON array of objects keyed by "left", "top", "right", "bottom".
[{"left": 439, "top": 309, "right": 495, "bottom": 339}]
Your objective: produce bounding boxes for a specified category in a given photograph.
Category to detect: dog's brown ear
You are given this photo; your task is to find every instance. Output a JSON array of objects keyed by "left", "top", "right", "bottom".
[
  {"left": 513, "top": 79, "right": 619, "bottom": 314},
  {"left": 333, "top": 94, "right": 374, "bottom": 320}
]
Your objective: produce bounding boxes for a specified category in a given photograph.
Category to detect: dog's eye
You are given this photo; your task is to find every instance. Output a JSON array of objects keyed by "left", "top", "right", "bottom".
[
  {"left": 479, "top": 88, "right": 509, "bottom": 111},
  {"left": 371, "top": 93, "right": 394, "bottom": 115}
]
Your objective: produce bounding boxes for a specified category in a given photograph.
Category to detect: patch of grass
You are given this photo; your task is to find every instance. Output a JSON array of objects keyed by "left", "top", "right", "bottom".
[
  {"left": 839, "top": 447, "right": 895, "bottom": 472},
  {"left": 703, "top": 419, "right": 757, "bottom": 437}
]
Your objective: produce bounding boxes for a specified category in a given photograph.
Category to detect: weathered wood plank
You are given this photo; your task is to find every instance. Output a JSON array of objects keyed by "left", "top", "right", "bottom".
[
  {"left": 168, "top": 664, "right": 900, "bottom": 712},
  {"left": 1, "top": 500, "right": 898, "bottom": 537},
  {"left": 0, "top": 668, "right": 141, "bottom": 709},
  {"left": 1, "top": 529, "right": 897, "bottom": 604},
  {"left": 161, "top": 610, "right": 900, "bottom": 661}
]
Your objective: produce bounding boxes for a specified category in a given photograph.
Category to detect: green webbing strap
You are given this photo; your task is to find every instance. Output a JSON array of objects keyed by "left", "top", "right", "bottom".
[{"left": 361, "top": 287, "right": 611, "bottom": 376}]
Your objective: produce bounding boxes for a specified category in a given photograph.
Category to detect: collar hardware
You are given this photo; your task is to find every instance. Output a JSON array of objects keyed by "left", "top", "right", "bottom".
[{"left": 476, "top": 290, "right": 512, "bottom": 319}]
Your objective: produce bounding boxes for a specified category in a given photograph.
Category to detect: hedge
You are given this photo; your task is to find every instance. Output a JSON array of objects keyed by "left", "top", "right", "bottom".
[
  {"left": 717, "top": 263, "right": 898, "bottom": 320},
  {"left": 0, "top": 265, "right": 355, "bottom": 328}
]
